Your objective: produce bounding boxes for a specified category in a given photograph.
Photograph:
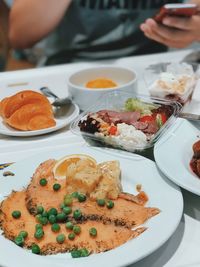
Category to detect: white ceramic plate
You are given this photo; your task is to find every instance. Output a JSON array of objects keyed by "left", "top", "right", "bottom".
[
  {"left": 154, "top": 118, "right": 200, "bottom": 196},
  {"left": 0, "top": 86, "right": 79, "bottom": 137},
  {"left": 0, "top": 103, "right": 79, "bottom": 137},
  {"left": 0, "top": 146, "right": 183, "bottom": 267}
]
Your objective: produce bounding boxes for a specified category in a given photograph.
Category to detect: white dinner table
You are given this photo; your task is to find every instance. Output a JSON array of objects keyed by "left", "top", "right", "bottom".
[{"left": 0, "top": 48, "right": 200, "bottom": 267}]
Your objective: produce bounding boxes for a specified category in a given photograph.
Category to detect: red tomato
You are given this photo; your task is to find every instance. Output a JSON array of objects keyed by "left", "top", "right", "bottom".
[
  {"left": 160, "top": 113, "right": 167, "bottom": 124},
  {"left": 139, "top": 115, "right": 154, "bottom": 123},
  {"left": 109, "top": 125, "right": 117, "bottom": 135}
]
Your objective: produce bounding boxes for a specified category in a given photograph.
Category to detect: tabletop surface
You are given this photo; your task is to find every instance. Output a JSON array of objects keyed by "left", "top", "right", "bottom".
[{"left": 0, "top": 48, "right": 200, "bottom": 267}]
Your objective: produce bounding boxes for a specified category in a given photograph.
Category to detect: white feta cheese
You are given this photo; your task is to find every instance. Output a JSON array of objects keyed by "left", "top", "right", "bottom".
[{"left": 95, "top": 123, "right": 148, "bottom": 151}]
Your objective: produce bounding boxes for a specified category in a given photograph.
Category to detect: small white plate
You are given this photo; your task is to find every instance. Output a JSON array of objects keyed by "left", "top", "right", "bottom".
[
  {"left": 0, "top": 146, "right": 183, "bottom": 267},
  {"left": 0, "top": 104, "right": 79, "bottom": 137},
  {"left": 0, "top": 88, "right": 79, "bottom": 137},
  {"left": 154, "top": 118, "right": 200, "bottom": 196}
]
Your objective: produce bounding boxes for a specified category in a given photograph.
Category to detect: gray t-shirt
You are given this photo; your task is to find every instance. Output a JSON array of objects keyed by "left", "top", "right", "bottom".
[{"left": 5, "top": 0, "right": 182, "bottom": 65}]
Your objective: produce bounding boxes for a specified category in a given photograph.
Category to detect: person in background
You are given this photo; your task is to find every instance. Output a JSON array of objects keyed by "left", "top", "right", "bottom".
[
  {"left": 5, "top": 0, "right": 200, "bottom": 66},
  {"left": 0, "top": 1, "right": 9, "bottom": 71}
]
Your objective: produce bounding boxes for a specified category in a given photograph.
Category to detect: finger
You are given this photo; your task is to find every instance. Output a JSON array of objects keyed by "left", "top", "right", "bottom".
[
  {"left": 145, "top": 18, "right": 158, "bottom": 28},
  {"left": 140, "top": 19, "right": 159, "bottom": 35},
  {"left": 143, "top": 29, "right": 172, "bottom": 46},
  {"left": 142, "top": 20, "right": 169, "bottom": 44},
  {"left": 162, "top": 15, "right": 193, "bottom": 30},
  {"left": 141, "top": 18, "right": 194, "bottom": 47},
  {"left": 140, "top": 23, "right": 153, "bottom": 35},
  {"left": 145, "top": 19, "right": 190, "bottom": 42},
  {"left": 143, "top": 27, "right": 189, "bottom": 48}
]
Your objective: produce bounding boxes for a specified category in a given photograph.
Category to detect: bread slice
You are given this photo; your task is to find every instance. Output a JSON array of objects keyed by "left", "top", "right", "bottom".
[
  {"left": 65, "top": 159, "right": 102, "bottom": 195},
  {"left": 90, "top": 160, "right": 122, "bottom": 200}
]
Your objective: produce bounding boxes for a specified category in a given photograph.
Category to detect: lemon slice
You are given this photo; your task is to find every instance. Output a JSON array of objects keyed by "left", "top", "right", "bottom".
[{"left": 53, "top": 154, "right": 97, "bottom": 180}]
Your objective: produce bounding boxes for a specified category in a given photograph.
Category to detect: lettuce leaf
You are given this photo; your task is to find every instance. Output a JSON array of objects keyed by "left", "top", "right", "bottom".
[{"left": 124, "top": 98, "right": 158, "bottom": 115}]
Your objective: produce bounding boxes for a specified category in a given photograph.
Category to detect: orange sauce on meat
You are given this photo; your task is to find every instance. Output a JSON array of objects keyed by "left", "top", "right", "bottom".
[{"left": 86, "top": 78, "right": 117, "bottom": 89}]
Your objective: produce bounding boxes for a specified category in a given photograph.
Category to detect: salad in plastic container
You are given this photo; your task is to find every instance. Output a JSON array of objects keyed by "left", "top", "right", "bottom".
[{"left": 70, "top": 91, "right": 182, "bottom": 152}]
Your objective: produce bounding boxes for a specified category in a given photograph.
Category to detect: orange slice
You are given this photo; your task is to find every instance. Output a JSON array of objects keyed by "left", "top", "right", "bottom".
[{"left": 53, "top": 154, "right": 97, "bottom": 180}]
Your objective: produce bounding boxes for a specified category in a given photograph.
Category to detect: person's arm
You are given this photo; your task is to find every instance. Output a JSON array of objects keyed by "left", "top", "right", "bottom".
[
  {"left": 9, "top": 0, "right": 72, "bottom": 49},
  {"left": 140, "top": 0, "right": 200, "bottom": 49}
]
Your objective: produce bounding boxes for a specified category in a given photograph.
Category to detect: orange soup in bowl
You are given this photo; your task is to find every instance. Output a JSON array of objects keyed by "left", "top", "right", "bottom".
[{"left": 86, "top": 78, "right": 117, "bottom": 89}]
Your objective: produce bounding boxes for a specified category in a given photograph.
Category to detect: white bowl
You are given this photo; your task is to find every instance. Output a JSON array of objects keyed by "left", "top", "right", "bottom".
[{"left": 67, "top": 66, "right": 137, "bottom": 110}]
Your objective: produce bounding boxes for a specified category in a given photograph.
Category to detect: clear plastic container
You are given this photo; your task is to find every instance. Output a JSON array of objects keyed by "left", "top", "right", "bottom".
[
  {"left": 70, "top": 91, "right": 182, "bottom": 152},
  {"left": 144, "top": 62, "right": 199, "bottom": 105}
]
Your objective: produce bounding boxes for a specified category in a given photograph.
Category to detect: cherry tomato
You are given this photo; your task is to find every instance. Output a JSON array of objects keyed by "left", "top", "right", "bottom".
[
  {"left": 109, "top": 126, "right": 117, "bottom": 135},
  {"left": 159, "top": 113, "right": 167, "bottom": 124},
  {"left": 139, "top": 115, "right": 154, "bottom": 123}
]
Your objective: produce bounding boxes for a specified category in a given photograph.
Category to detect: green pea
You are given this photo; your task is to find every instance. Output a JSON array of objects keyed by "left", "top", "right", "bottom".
[
  {"left": 65, "top": 221, "right": 73, "bottom": 230},
  {"left": 71, "top": 250, "right": 81, "bottom": 258},
  {"left": 35, "top": 214, "right": 42, "bottom": 222},
  {"left": 64, "top": 196, "right": 73, "bottom": 206},
  {"left": 51, "top": 223, "right": 60, "bottom": 233},
  {"left": 36, "top": 206, "right": 44, "bottom": 214},
  {"left": 73, "top": 209, "right": 82, "bottom": 220},
  {"left": 56, "top": 212, "right": 67, "bottom": 222},
  {"left": 73, "top": 225, "right": 81, "bottom": 235},
  {"left": 78, "top": 193, "right": 86, "bottom": 202},
  {"left": 80, "top": 248, "right": 89, "bottom": 257},
  {"left": 38, "top": 216, "right": 48, "bottom": 225},
  {"left": 31, "top": 244, "right": 40, "bottom": 254},
  {"left": 48, "top": 214, "right": 57, "bottom": 224},
  {"left": 14, "top": 236, "right": 24, "bottom": 247},
  {"left": 34, "top": 228, "right": 44, "bottom": 239},
  {"left": 56, "top": 234, "right": 65, "bottom": 244},
  {"left": 19, "top": 231, "right": 28, "bottom": 239},
  {"left": 47, "top": 208, "right": 58, "bottom": 217},
  {"left": 35, "top": 224, "right": 43, "bottom": 231},
  {"left": 106, "top": 200, "right": 114, "bottom": 209},
  {"left": 89, "top": 227, "right": 97, "bottom": 237},
  {"left": 71, "top": 192, "right": 79, "bottom": 198},
  {"left": 42, "top": 211, "right": 48, "bottom": 217},
  {"left": 68, "top": 232, "right": 75, "bottom": 240},
  {"left": 71, "top": 248, "right": 89, "bottom": 258},
  {"left": 53, "top": 183, "right": 61, "bottom": 191},
  {"left": 12, "top": 210, "right": 21, "bottom": 219},
  {"left": 62, "top": 206, "right": 72, "bottom": 215},
  {"left": 60, "top": 203, "right": 65, "bottom": 209},
  {"left": 97, "top": 199, "right": 105, "bottom": 207},
  {"left": 39, "top": 178, "right": 47, "bottom": 186}
]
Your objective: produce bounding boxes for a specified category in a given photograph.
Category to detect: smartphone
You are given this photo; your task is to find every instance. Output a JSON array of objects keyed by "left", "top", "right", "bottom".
[{"left": 154, "top": 3, "right": 198, "bottom": 23}]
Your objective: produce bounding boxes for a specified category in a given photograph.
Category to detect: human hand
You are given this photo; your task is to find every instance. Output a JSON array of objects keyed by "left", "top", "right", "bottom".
[{"left": 140, "top": 14, "right": 200, "bottom": 48}]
